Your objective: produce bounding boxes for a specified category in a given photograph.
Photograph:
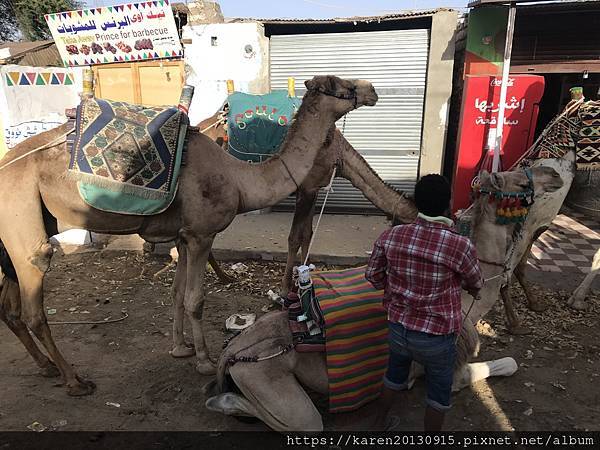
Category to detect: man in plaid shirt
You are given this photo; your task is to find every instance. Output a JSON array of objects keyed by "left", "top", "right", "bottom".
[{"left": 366, "top": 174, "right": 482, "bottom": 431}]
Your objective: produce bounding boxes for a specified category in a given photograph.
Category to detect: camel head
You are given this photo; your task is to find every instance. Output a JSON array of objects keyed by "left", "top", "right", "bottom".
[
  {"left": 304, "top": 75, "right": 378, "bottom": 117},
  {"left": 479, "top": 166, "right": 563, "bottom": 197}
]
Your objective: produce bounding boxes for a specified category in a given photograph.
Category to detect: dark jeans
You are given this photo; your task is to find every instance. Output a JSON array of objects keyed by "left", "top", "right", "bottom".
[{"left": 384, "top": 321, "right": 456, "bottom": 411}]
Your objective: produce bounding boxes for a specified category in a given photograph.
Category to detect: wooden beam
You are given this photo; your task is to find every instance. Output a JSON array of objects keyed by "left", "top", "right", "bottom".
[{"left": 511, "top": 61, "right": 600, "bottom": 73}]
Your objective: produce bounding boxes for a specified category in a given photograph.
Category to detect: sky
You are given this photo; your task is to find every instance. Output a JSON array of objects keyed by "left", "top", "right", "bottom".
[{"left": 84, "top": 0, "right": 469, "bottom": 19}]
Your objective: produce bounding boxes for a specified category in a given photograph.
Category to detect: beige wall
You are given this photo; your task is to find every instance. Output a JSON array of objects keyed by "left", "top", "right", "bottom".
[{"left": 419, "top": 10, "right": 459, "bottom": 177}]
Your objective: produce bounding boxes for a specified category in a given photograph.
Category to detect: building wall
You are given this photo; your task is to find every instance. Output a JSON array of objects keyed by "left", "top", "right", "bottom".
[
  {"left": 182, "top": 22, "right": 269, "bottom": 126},
  {"left": 419, "top": 9, "right": 459, "bottom": 176},
  {"left": 0, "top": 65, "right": 83, "bottom": 151}
]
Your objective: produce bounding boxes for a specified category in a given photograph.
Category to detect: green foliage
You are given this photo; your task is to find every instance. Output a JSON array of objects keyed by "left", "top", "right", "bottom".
[
  {"left": 0, "top": 1, "right": 19, "bottom": 41},
  {"left": 14, "top": 0, "right": 80, "bottom": 41}
]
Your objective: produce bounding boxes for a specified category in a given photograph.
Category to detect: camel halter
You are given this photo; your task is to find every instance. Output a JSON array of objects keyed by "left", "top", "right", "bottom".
[{"left": 307, "top": 85, "right": 358, "bottom": 109}]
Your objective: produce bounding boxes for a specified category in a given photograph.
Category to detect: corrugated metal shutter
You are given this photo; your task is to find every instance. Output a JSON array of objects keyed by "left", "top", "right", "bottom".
[{"left": 270, "top": 29, "right": 429, "bottom": 212}]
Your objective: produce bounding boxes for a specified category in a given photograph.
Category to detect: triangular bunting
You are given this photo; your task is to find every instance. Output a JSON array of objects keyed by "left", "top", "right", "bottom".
[
  {"left": 5, "top": 74, "right": 13, "bottom": 86},
  {"left": 153, "top": 1, "right": 158, "bottom": 6},
  {"left": 147, "top": 2, "right": 153, "bottom": 7},
  {"left": 8, "top": 72, "right": 20, "bottom": 85},
  {"left": 67, "top": 11, "right": 73, "bottom": 17},
  {"left": 84, "top": 9, "right": 89, "bottom": 16},
  {"left": 127, "top": 4, "right": 132, "bottom": 9},
  {"left": 89, "top": 8, "right": 95, "bottom": 14},
  {"left": 18, "top": 73, "right": 30, "bottom": 85},
  {"left": 56, "top": 72, "right": 65, "bottom": 84},
  {"left": 118, "top": 56, "right": 123, "bottom": 61},
  {"left": 35, "top": 73, "right": 45, "bottom": 85},
  {"left": 114, "top": 56, "right": 119, "bottom": 61},
  {"left": 154, "top": 52, "right": 159, "bottom": 58},
  {"left": 164, "top": 0, "right": 169, "bottom": 5},
  {"left": 41, "top": 72, "right": 52, "bottom": 84},
  {"left": 77, "top": 10, "right": 82, "bottom": 16},
  {"left": 159, "top": 0, "right": 164, "bottom": 5},
  {"left": 96, "top": 8, "right": 102, "bottom": 14},
  {"left": 171, "top": 50, "right": 177, "bottom": 57},
  {"left": 65, "top": 74, "right": 73, "bottom": 85},
  {"left": 124, "top": 55, "right": 129, "bottom": 61},
  {"left": 51, "top": 73, "right": 60, "bottom": 85},
  {"left": 25, "top": 72, "right": 36, "bottom": 84},
  {"left": 108, "top": 6, "right": 112, "bottom": 12},
  {"left": 62, "top": 12, "right": 68, "bottom": 18}
]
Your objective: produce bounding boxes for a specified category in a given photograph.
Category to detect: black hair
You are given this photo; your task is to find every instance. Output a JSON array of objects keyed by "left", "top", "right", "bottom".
[
  {"left": 0, "top": 241, "right": 17, "bottom": 282},
  {"left": 414, "top": 174, "right": 451, "bottom": 217}
]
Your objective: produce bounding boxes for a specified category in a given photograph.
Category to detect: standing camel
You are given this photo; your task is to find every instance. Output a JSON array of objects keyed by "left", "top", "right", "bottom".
[
  {"left": 197, "top": 111, "right": 418, "bottom": 294},
  {"left": 203, "top": 166, "right": 563, "bottom": 431},
  {"left": 0, "top": 75, "right": 378, "bottom": 395}
]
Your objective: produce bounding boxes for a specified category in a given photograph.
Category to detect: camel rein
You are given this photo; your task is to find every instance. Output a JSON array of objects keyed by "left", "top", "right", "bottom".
[{"left": 0, "top": 128, "right": 74, "bottom": 172}]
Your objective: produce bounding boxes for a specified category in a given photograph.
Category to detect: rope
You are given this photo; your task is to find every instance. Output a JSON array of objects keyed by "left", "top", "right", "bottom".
[
  {"left": 48, "top": 312, "right": 129, "bottom": 325},
  {"left": 0, "top": 128, "right": 74, "bottom": 172},
  {"left": 302, "top": 115, "right": 347, "bottom": 266},
  {"left": 200, "top": 114, "right": 226, "bottom": 134}
]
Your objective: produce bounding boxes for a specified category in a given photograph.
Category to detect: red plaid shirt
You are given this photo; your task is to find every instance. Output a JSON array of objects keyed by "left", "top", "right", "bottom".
[{"left": 366, "top": 216, "right": 483, "bottom": 335}]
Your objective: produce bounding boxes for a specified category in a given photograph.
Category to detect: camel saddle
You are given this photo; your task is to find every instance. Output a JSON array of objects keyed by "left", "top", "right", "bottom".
[
  {"left": 226, "top": 90, "right": 300, "bottom": 163},
  {"left": 67, "top": 98, "right": 188, "bottom": 215},
  {"left": 285, "top": 266, "right": 389, "bottom": 413}
]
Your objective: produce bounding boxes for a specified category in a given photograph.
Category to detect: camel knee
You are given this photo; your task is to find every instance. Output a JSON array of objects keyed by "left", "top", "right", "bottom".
[
  {"left": 28, "top": 243, "right": 53, "bottom": 275},
  {"left": 23, "top": 311, "right": 47, "bottom": 334},
  {"left": 184, "top": 298, "right": 204, "bottom": 320}
]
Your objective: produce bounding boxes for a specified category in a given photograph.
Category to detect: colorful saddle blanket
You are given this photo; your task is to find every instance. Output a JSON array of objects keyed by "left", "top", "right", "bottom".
[
  {"left": 68, "top": 98, "right": 187, "bottom": 215},
  {"left": 227, "top": 90, "right": 300, "bottom": 163},
  {"left": 576, "top": 101, "right": 600, "bottom": 170},
  {"left": 285, "top": 266, "right": 388, "bottom": 413}
]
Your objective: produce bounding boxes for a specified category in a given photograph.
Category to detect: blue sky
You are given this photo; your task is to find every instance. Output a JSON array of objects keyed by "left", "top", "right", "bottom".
[{"left": 84, "top": 0, "right": 468, "bottom": 19}]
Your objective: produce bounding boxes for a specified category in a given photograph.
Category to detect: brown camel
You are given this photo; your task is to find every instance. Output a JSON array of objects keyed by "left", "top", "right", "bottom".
[
  {"left": 0, "top": 75, "right": 378, "bottom": 396},
  {"left": 197, "top": 110, "right": 418, "bottom": 294},
  {"left": 203, "top": 166, "right": 563, "bottom": 431}
]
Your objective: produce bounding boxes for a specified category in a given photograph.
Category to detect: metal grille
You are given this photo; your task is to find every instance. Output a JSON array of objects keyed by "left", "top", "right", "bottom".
[{"left": 270, "top": 29, "right": 429, "bottom": 212}]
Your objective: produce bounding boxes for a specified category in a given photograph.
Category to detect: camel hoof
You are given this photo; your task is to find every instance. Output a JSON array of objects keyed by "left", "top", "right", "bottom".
[
  {"left": 508, "top": 325, "right": 532, "bottom": 336},
  {"left": 217, "top": 274, "right": 237, "bottom": 285},
  {"left": 195, "top": 360, "right": 216, "bottom": 375},
  {"left": 39, "top": 362, "right": 61, "bottom": 378},
  {"left": 67, "top": 377, "right": 96, "bottom": 396},
  {"left": 528, "top": 302, "right": 548, "bottom": 313},
  {"left": 170, "top": 345, "right": 195, "bottom": 358},
  {"left": 568, "top": 298, "right": 587, "bottom": 310}
]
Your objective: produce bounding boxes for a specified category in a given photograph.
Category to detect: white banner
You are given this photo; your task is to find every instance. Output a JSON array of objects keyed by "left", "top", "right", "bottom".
[{"left": 45, "top": 0, "right": 182, "bottom": 67}]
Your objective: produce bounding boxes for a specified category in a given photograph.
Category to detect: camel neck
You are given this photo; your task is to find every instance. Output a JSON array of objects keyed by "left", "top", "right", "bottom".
[
  {"left": 236, "top": 94, "right": 340, "bottom": 212},
  {"left": 338, "top": 133, "right": 417, "bottom": 223},
  {"left": 465, "top": 201, "right": 516, "bottom": 321}
]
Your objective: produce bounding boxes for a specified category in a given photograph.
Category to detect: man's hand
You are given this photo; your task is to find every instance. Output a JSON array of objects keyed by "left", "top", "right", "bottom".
[{"left": 467, "top": 288, "right": 481, "bottom": 301}]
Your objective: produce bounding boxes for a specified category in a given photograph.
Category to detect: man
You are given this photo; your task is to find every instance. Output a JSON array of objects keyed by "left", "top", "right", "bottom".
[{"left": 366, "top": 174, "right": 482, "bottom": 431}]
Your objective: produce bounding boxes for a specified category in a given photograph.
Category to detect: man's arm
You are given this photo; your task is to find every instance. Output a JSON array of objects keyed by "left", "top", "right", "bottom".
[
  {"left": 459, "top": 240, "right": 483, "bottom": 297},
  {"left": 366, "top": 235, "right": 387, "bottom": 290}
]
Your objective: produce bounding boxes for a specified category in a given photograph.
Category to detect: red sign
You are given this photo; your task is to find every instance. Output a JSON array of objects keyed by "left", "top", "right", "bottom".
[{"left": 452, "top": 75, "right": 545, "bottom": 212}]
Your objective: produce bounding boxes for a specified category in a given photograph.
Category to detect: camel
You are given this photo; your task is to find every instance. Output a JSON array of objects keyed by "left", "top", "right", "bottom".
[
  {"left": 498, "top": 99, "right": 598, "bottom": 332},
  {"left": 203, "top": 166, "right": 563, "bottom": 431},
  {"left": 0, "top": 75, "right": 378, "bottom": 396},
  {"left": 197, "top": 109, "right": 418, "bottom": 294}
]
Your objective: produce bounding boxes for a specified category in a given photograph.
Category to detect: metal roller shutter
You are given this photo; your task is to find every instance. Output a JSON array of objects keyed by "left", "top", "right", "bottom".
[{"left": 270, "top": 29, "right": 430, "bottom": 212}]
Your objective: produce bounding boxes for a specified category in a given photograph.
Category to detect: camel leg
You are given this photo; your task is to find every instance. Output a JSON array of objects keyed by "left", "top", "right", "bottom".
[
  {"left": 281, "top": 189, "right": 318, "bottom": 295},
  {"left": 0, "top": 280, "right": 60, "bottom": 377},
  {"left": 452, "top": 358, "right": 518, "bottom": 392},
  {"left": 182, "top": 233, "right": 215, "bottom": 374},
  {"left": 568, "top": 247, "right": 600, "bottom": 310},
  {"left": 8, "top": 238, "right": 95, "bottom": 396},
  {"left": 500, "top": 283, "right": 530, "bottom": 335},
  {"left": 520, "top": 227, "right": 548, "bottom": 312},
  {"left": 208, "top": 252, "right": 236, "bottom": 284},
  {"left": 228, "top": 357, "right": 323, "bottom": 432},
  {"left": 170, "top": 242, "right": 194, "bottom": 358}
]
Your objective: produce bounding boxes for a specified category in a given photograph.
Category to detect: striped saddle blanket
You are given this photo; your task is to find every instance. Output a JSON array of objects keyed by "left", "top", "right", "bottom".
[{"left": 285, "top": 266, "right": 389, "bottom": 413}]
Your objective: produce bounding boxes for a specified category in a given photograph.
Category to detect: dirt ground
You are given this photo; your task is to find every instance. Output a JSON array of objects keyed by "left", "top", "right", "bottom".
[{"left": 0, "top": 249, "right": 598, "bottom": 432}]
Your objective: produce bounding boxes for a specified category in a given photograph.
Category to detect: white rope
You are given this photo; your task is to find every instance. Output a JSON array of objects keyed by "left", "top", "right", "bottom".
[
  {"left": 200, "top": 116, "right": 226, "bottom": 134},
  {"left": 0, "top": 128, "right": 74, "bottom": 172},
  {"left": 303, "top": 166, "right": 337, "bottom": 266}
]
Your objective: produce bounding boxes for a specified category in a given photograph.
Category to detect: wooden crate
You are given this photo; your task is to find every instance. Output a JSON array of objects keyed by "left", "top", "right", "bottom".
[{"left": 93, "top": 60, "right": 184, "bottom": 106}]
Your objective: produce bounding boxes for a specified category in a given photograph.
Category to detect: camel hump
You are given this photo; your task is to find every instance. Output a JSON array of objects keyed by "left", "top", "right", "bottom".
[{"left": 0, "top": 240, "right": 17, "bottom": 282}]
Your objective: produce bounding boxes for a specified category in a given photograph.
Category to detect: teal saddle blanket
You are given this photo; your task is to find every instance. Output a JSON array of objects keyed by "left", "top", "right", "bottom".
[
  {"left": 227, "top": 90, "right": 301, "bottom": 163},
  {"left": 68, "top": 98, "right": 188, "bottom": 215}
]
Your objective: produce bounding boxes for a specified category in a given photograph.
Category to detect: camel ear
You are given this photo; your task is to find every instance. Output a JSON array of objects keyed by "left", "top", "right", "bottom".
[
  {"left": 491, "top": 173, "right": 505, "bottom": 190},
  {"left": 304, "top": 77, "right": 317, "bottom": 90}
]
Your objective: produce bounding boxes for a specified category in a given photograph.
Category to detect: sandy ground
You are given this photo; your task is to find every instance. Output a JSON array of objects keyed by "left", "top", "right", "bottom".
[{"left": 0, "top": 250, "right": 598, "bottom": 432}]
